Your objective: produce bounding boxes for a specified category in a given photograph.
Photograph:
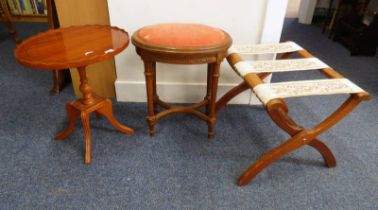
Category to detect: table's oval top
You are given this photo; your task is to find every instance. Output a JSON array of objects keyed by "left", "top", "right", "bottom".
[
  {"left": 14, "top": 25, "right": 129, "bottom": 70},
  {"left": 132, "top": 23, "right": 232, "bottom": 54}
]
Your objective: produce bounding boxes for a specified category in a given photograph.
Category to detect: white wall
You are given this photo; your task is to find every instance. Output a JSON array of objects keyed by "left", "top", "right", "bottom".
[
  {"left": 298, "top": 0, "right": 318, "bottom": 24},
  {"left": 108, "top": 0, "right": 288, "bottom": 103},
  {"left": 286, "top": 0, "right": 301, "bottom": 18}
]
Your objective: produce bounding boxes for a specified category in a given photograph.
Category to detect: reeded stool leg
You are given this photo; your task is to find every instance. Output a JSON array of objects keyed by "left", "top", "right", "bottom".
[
  {"left": 207, "top": 61, "right": 221, "bottom": 138},
  {"left": 144, "top": 61, "right": 156, "bottom": 137}
]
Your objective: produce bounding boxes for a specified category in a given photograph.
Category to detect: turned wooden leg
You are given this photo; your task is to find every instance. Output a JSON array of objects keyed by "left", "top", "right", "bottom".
[
  {"left": 207, "top": 62, "right": 221, "bottom": 138},
  {"left": 96, "top": 99, "right": 135, "bottom": 134},
  {"left": 55, "top": 103, "right": 80, "bottom": 140},
  {"left": 77, "top": 66, "right": 93, "bottom": 164},
  {"left": 144, "top": 61, "right": 156, "bottom": 137},
  {"left": 3, "top": 20, "right": 21, "bottom": 44},
  {"left": 50, "top": 70, "right": 69, "bottom": 95},
  {"left": 205, "top": 63, "right": 214, "bottom": 115},
  {"left": 308, "top": 138, "right": 336, "bottom": 167},
  {"left": 80, "top": 112, "right": 92, "bottom": 164},
  {"left": 238, "top": 131, "right": 309, "bottom": 186},
  {"left": 54, "top": 65, "right": 134, "bottom": 164},
  {"left": 152, "top": 62, "right": 158, "bottom": 113},
  {"left": 77, "top": 66, "right": 94, "bottom": 105},
  {"left": 0, "top": 0, "right": 21, "bottom": 44},
  {"left": 50, "top": 70, "right": 60, "bottom": 95}
]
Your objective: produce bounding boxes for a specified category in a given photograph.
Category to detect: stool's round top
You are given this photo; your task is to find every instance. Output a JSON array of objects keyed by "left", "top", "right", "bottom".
[
  {"left": 14, "top": 25, "right": 129, "bottom": 70},
  {"left": 132, "top": 23, "right": 232, "bottom": 53}
]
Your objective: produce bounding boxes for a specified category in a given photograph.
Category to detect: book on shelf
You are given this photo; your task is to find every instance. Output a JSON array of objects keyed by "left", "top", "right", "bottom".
[{"left": 6, "top": 0, "right": 47, "bottom": 15}]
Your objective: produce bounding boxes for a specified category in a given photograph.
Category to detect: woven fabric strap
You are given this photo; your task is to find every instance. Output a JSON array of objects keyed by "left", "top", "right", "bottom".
[
  {"left": 253, "top": 79, "right": 365, "bottom": 105},
  {"left": 234, "top": 58, "right": 329, "bottom": 76},
  {"left": 228, "top": 41, "right": 303, "bottom": 55}
]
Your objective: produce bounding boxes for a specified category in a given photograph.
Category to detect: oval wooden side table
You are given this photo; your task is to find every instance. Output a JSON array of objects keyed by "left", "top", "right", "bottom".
[
  {"left": 14, "top": 25, "right": 135, "bottom": 164},
  {"left": 132, "top": 23, "right": 232, "bottom": 138}
]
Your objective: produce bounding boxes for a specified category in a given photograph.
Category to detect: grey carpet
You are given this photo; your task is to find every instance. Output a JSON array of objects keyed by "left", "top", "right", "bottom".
[{"left": 0, "top": 19, "right": 377, "bottom": 210}]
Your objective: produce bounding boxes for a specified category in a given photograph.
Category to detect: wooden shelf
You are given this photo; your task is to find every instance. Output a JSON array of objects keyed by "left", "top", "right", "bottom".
[
  {"left": 10, "top": 14, "right": 47, "bottom": 22},
  {"left": 2, "top": 0, "right": 48, "bottom": 22}
]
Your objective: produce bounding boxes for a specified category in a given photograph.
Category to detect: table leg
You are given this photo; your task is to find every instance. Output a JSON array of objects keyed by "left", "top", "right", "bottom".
[
  {"left": 207, "top": 62, "right": 221, "bottom": 138},
  {"left": 95, "top": 99, "right": 134, "bottom": 134},
  {"left": 77, "top": 66, "right": 94, "bottom": 105},
  {"left": 50, "top": 70, "right": 70, "bottom": 95},
  {"left": 50, "top": 70, "right": 60, "bottom": 95},
  {"left": 144, "top": 61, "right": 156, "bottom": 136},
  {"left": 55, "top": 103, "right": 79, "bottom": 140},
  {"left": 81, "top": 112, "right": 92, "bottom": 164},
  {"left": 55, "top": 66, "right": 134, "bottom": 164}
]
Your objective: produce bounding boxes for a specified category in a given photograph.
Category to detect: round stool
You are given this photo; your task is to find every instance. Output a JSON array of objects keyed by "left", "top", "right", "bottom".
[{"left": 132, "top": 23, "right": 232, "bottom": 138}]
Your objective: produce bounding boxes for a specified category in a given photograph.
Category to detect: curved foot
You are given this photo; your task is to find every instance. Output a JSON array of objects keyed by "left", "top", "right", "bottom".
[
  {"left": 237, "top": 132, "right": 307, "bottom": 186},
  {"left": 308, "top": 138, "right": 336, "bottom": 168},
  {"left": 96, "top": 99, "right": 134, "bottom": 134},
  {"left": 55, "top": 103, "right": 79, "bottom": 140}
]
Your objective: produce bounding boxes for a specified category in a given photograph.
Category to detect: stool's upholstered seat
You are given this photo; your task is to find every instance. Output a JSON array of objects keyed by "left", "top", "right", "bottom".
[{"left": 133, "top": 23, "right": 230, "bottom": 50}]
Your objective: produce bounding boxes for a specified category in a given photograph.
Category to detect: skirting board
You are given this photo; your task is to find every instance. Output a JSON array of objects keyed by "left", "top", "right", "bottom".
[{"left": 115, "top": 80, "right": 262, "bottom": 105}]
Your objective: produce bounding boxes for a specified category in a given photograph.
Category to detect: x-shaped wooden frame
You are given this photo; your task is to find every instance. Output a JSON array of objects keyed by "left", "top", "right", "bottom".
[{"left": 216, "top": 49, "right": 371, "bottom": 186}]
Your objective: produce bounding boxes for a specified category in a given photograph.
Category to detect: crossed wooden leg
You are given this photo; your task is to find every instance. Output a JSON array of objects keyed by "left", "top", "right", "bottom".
[
  {"left": 308, "top": 139, "right": 336, "bottom": 167},
  {"left": 237, "top": 95, "right": 365, "bottom": 185},
  {"left": 215, "top": 73, "right": 272, "bottom": 113},
  {"left": 216, "top": 42, "right": 370, "bottom": 186},
  {"left": 215, "top": 75, "right": 367, "bottom": 186}
]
